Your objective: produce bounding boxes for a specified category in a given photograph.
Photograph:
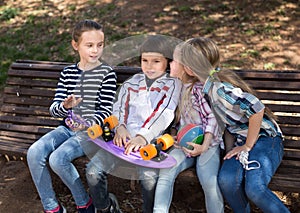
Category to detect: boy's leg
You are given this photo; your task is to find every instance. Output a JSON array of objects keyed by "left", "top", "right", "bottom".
[
  {"left": 86, "top": 155, "right": 122, "bottom": 213},
  {"left": 139, "top": 168, "right": 158, "bottom": 213},
  {"left": 86, "top": 161, "right": 110, "bottom": 209}
]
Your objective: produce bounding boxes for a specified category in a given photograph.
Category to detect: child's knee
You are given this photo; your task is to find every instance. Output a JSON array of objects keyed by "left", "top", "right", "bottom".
[{"left": 86, "top": 163, "right": 106, "bottom": 185}]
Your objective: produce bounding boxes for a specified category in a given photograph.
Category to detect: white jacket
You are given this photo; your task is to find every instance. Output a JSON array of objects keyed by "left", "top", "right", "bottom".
[{"left": 113, "top": 73, "right": 182, "bottom": 143}]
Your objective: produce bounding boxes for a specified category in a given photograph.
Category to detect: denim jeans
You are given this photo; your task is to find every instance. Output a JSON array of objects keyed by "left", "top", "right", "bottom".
[
  {"left": 218, "top": 136, "right": 290, "bottom": 213},
  {"left": 153, "top": 146, "right": 224, "bottom": 213},
  {"left": 86, "top": 153, "right": 158, "bottom": 213},
  {"left": 27, "top": 125, "right": 90, "bottom": 211}
]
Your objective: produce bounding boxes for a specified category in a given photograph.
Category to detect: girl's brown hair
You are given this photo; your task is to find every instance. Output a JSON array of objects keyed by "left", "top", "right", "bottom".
[{"left": 72, "top": 20, "right": 102, "bottom": 43}]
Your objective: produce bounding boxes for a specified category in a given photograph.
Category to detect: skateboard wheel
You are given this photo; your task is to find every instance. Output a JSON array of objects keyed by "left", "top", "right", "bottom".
[
  {"left": 104, "top": 115, "right": 119, "bottom": 129},
  {"left": 87, "top": 124, "right": 103, "bottom": 140},
  {"left": 157, "top": 134, "right": 174, "bottom": 150},
  {"left": 140, "top": 144, "right": 158, "bottom": 160}
]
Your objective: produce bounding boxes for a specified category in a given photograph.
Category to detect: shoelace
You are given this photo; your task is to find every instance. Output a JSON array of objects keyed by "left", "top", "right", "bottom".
[{"left": 238, "top": 151, "right": 261, "bottom": 170}]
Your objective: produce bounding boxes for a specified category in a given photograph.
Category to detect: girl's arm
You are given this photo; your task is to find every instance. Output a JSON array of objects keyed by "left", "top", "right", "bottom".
[
  {"left": 224, "top": 109, "right": 264, "bottom": 160},
  {"left": 244, "top": 108, "right": 264, "bottom": 151},
  {"left": 50, "top": 67, "right": 72, "bottom": 118}
]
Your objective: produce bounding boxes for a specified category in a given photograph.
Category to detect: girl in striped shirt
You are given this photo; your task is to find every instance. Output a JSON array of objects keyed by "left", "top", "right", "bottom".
[{"left": 27, "top": 20, "right": 117, "bottom": 213}]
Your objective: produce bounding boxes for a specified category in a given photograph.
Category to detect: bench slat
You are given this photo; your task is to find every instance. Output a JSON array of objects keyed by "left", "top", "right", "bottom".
[
  {"left": 6, "top": 78, "right": 58, "bottom": 88},
  {"left": 281, "top": 126, "right": 300, "bottom": 137},
  {"left": 0, "top": 115, "right": 60, "bottom": 126},
  {"left": 11, "top": 61, "right": 68, "bottom": 72},
  {"left": 0, "top": 105, "right": 50, "bottom": 116},
  {"left": 235, "top": 69, "right": 300, "bottom": 80},
  {"left": 257, "top": 92, "right": 300, "bottom": 102},
  {"left": 8, "top": 69, "right": 61, "bottom": 79},
  {"left": 266, "top": 104, "right": 300, "bottom": 114},
  {"left": 3, "top": 96, "right": 52, "bottom": 107},
  {"left": 0, "top": 131, "right": 44, "bottom": 142},
  {"left": 247, "top": 80, "right": 300, "bottom": 90},
  {"left": 4, "top": 87, "right": 56, "bottom": 98}
]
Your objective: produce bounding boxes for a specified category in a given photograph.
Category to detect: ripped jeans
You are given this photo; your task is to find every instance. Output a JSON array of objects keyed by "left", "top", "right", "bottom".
[{"left": 27, "top": 125, "right": 90, "bottom": 211}]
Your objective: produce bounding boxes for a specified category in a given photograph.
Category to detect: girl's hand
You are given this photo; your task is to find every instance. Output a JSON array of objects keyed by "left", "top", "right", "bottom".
[
  {"left": 65, "top": 113, "right": 86, "bottom": 132},
  {"left": 172, "top": 136, "right": 182, "bottom": 149},
  {"left": 70, "top": 123, "right": 86, "bottom": 132},
  {"left": 224, "top": 144, "right": 251, "bottom": 160},
  {"left": 182, "top": 142, "right": 209, "bottom": 157},
  {"left": 113, "top": 125, "right": 131, "bottom": 147},
  {"left": 63, "top": 95, "right": 82, "bottom": 109},
  {"left": 124, "top": 135, "right": 147, "bottom": 155}
]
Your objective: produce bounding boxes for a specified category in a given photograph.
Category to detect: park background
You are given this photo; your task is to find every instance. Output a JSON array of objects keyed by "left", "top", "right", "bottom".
[{"left": 0, "top": 0, "right": 299, "bottom": 212}]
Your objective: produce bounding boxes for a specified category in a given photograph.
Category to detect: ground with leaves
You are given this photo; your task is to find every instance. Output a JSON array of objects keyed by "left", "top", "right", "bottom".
[{"left": 0, "top": 0, "right": 299, "bottom": 212}]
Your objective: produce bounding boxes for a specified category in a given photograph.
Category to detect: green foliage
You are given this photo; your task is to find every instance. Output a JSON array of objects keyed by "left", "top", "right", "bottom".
[
  {"left": 241, "top": 49, "right": 260, "bottom": 58},
  {"left": 0, "top": 7, "right": 19, "bottom": 21},
  {"left": 264, "top": 63, "right": 275, "bottom": 70}
]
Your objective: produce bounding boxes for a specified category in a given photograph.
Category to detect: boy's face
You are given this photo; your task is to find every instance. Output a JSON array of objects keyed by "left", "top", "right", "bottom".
[
  {"left": 141, "top": 52, "right": 168, "bottom": 79},
  {"left": 72, "top": 29, "right": 104, "bottom": 66}
]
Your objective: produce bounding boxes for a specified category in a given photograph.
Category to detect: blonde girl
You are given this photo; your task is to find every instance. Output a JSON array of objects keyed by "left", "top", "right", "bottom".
[{"left": 177, "top": 37, "right": 289, "bottom": 213}]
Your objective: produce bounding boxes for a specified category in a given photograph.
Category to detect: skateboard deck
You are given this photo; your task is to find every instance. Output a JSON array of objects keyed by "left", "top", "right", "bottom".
[
  {"left": 65, "top": 111, "right": 177, "bottom": 169},
  {"left": 89, "top": 137, "right": 177, "bottom": 169}
]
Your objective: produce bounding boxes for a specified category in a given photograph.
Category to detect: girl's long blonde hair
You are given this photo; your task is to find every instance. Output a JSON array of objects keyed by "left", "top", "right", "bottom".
[{"left": 177, "top": 37, "right": 277, "bottom": 121}]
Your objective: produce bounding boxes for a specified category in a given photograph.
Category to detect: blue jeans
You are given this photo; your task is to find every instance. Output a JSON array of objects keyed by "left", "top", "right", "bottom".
[
  {"left": 86, "top": 153, "right": 158, "bottom": 213},
  {"left": 27, "top": 125, "right": 90, "bottom": 211},
  {"left": 153, "top": 146, "right": 224, "bottom": 213},
  {"left": 218, "top": 136, "right": 290, "bottom": 213}
]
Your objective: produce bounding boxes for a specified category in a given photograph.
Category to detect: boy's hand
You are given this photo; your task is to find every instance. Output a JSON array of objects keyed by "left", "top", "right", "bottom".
[
  {"left": 63, "top": 95, "right": 82, "bottom": 109},
  {"left": 113, "top": 125, "right": 131, "bottom": 147},
  {"left": 124, "top": 135, "right": 147, "bottom": 155}
]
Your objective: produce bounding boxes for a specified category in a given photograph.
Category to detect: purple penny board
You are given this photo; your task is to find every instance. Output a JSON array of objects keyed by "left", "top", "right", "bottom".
[{"left": 90, "top": 138, "right": 177, "bottom": 169}]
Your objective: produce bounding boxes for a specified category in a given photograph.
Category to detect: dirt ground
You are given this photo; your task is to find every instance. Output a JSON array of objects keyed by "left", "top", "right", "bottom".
[
  {"left": 0, "top": 0, "right": 299, "bottom": 212},
  {"left": 0, "top": 158, "right": 299, "bottom": 213}
]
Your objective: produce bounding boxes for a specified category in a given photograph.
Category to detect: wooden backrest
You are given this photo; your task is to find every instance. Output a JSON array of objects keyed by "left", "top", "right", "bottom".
[
  {"left": 0, "top": 60, "right": 142, "bottom": 156},
  {"left": 1, "top": 60, "right": 300, "bottom": 161},
  {"left": 235, "top": 70, "right": 300, "bottom": 153}
]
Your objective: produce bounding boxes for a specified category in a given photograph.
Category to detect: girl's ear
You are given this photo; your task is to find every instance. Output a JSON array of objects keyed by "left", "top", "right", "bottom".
[
  {"left": 183, "top": 66, "right": 195, "bottom": 77},
  {"left": 71, "top": 40, "right": 78, "bottom": 51}
]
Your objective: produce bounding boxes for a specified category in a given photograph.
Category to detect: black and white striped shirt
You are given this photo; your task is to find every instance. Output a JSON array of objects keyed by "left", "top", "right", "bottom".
[{"left": 49, "top": 63, "right": 117, "bottom": 127}]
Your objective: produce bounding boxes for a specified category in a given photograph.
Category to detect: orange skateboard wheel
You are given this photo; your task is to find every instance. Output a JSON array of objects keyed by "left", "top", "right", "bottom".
[
  {"left": 140, "top": 144, "right": 158, "bottom": 160},
  {"left": 87, "top": 124, "right": 103, "bottom": 140},
  {"left": 104, "top": 115, "right": 119, "bottom": 129},
  {"left": 157, "top": 134, "right": 174, "bottom": 150}
]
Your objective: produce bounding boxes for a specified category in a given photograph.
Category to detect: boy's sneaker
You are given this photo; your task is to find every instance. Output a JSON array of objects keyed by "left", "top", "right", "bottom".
[
  {"left": 77, "top": 198, "right": 96, "bottom": 213},
  {"left": 107, "top": 193, "right": 122, "bottom": 213},
  {"left": 44, "top": 204, "right": 66, "bottom": 213}
]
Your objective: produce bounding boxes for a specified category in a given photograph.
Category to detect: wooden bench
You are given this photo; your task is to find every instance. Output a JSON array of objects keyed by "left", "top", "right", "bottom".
[{"left": 0, "top": 60, "right": 300, "bottom": 193}]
